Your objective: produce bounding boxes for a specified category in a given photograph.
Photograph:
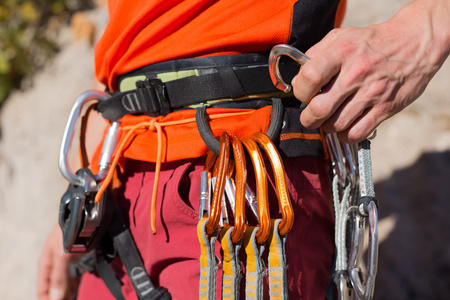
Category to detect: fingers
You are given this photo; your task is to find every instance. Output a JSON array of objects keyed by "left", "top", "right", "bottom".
[
  {"left": 291, "top": 52, "right": 341, "bottom": 105},
  {"left": 334, "top": 107, "right": 380, "bottom": 144},
  {"left": 290, "top": 27, "right": 399, "bottom": 142},
  {"left": 37, "top": 224, "right": 81, "bottom": 300},
  {"left": 37, "top": 246, "right": 53, "bottom": 300}
]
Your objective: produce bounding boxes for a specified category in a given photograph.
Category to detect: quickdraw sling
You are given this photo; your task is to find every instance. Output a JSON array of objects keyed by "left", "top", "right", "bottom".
[{"left": 269, "top": 44, "right": 380, "bottom": 300}]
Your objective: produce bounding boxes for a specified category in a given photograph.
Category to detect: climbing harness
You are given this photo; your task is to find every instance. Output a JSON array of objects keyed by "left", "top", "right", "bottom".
[
  {"left": 58, "top": 51, "right": 328, "bottom": 299},
  {"left": 269, "top": 44, "right": 379, "bottom": 300}
]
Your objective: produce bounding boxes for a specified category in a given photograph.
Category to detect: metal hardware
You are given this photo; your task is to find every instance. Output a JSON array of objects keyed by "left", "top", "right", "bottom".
[
  {"left": 349, "top": 200, "right": 378, "bottom": 300},
  {"left": 268, "top": 44, "right": 309, "bottom": 93},
  {"left": 269, "top": 44, "right": 379, "bottom": 300},
  {"left": 59, "top": 90, "right": 109, "bottom": 186},
  {"left": 59, "top": 168, "right": 111, "bottom": 252},
  {"left": 58, "top": 90, "right": 120, "bottom": 253}
]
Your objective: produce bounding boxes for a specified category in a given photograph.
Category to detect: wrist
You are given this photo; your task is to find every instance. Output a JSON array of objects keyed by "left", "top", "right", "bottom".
[{"left": 398, "top": 0, "right": 450, "bottom": 64}]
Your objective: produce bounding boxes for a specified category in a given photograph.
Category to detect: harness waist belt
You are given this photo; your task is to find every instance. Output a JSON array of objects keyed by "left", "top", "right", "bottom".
[{"left": 96, "top": 53, "right": 299, "bottom": 122}]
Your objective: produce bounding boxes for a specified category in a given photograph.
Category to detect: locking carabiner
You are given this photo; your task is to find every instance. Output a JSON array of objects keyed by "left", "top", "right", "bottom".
[{"left": 59, "top": 90, "right": 120, "bottom": 186}]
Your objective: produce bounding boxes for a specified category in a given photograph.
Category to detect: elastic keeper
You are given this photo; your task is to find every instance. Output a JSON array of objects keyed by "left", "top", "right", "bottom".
[
  {"left": 333, "top": 270, "right": 349, "bottom": 286},
  {"left": 358, "top": 196, "right": 378, "bottom": 217}
]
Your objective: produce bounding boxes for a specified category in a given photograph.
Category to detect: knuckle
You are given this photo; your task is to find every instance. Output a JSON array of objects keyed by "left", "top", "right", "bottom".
[
  {"left": 292, "top": 88, "right": 308, "bottom": 103},
  {"left": 300, "top": 64, "right": 323, "bottom": 87},
  {"left": 301, "top": 101, "right": 330, "bottom": 128},
  {"left": 346, "top": 127, "right": 366, "bottom": 144}
]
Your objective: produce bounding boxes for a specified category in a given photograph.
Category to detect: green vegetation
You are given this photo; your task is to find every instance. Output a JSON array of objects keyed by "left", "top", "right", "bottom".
[{"left": 0, "top": 0, "right": 92, "bottom": 106}]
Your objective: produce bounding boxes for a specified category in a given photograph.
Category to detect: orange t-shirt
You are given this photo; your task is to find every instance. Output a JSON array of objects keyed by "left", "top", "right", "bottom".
[{"left": 95, "top": 0, "right": 346, "bottom": 91}]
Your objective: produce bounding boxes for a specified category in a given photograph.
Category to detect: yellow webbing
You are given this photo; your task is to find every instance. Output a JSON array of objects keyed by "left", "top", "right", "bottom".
[
  {"left": 243, "top": 226, "right": 265, "bottom": 300},
  {"left": 220, "top": 226, "right": 242, "bottom": 300},
  {"left": 267, "top": 219, "right": 288, "bottom": 300},
  {"left": 197, "top": 217, "right": 219, "bottom": 300}
]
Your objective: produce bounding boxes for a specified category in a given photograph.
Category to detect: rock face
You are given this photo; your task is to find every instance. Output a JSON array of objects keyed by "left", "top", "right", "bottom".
[{"left": 1, "top": 1, "right": 450, "bottom": 299}]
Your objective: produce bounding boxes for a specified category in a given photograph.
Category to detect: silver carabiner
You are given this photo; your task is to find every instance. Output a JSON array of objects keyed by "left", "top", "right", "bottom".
[
  {"left": 269, "top": 44, "right": 351, "bottom": 186},
  {"left": 348, "top": 201, "right": 379, "bottom": 300},
  {"left": 268, "top": 44, "right": 310, "bottom": 93},
  {"left": 59, "top": 90, "right": 120, "bottom": 186}
]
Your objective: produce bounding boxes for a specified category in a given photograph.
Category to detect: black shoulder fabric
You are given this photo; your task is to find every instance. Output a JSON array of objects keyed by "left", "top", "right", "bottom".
[{"left": 290, "top": 0, "right": 341, "bottom": 52}]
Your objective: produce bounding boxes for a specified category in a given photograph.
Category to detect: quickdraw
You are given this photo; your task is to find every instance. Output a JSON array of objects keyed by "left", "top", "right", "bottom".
[
  {"left": 241, "top": 135, "right": 271, "bottom": 300},
  {"left": 220, "top": 136, "right": 246, "bottom": 300},
  {"left": 252, "top": 132, "right": 293, "bottom": 300},
  {"left": 269, "top": 44, "right": 380, "bottom": 300},
  {"left": 197, "top": 128, "right": 294, "bottom": 300}
]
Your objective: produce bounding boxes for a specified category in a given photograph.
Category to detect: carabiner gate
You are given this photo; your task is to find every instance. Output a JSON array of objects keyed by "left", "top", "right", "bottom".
[
  {"left": 349, "top": 200, "right": 379, "bottom": 300},
  {"left": 268, "top": 44, "right": 310, "bottom": 93}
]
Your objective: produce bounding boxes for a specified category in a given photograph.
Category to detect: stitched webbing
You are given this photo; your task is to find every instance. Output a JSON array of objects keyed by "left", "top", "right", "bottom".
[
  {"left": 197, "top": 218, "right": 219, "bottom": 300},
  {"left": 243, "top": 226, "right": 265, "bottom": 300},
  {"left": 220, "top": 226, "right": 242, "bottom": 300},
  {"left": 94, "top": 110, "right": 255, "bottom": 234},
  {"left": 332, "top": 175, "right": 351, "bottom": 274},
  {"left": 267, "top": 219, "right": 288, "bottom": 300}
]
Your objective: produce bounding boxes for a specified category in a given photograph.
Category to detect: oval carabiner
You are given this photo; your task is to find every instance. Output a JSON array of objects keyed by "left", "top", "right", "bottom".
[
  {"left": 348, "top": 200, "right": 379, "bottom": 300},
  {"left": 205, "top": 132, "right": 230, "bottom": 235},
  {"left": 59, "top": 90, "right": 110, "bottom": 186},
  {"left": 230, "top": 136, "right": 247, "bottom": 244},
  {"left": 326, "top": 133, "right": 348, "bottom": 187},
  {"left": 241, "top": 136, "right": 271, "bottom": 244},
  {"left": 268, "top": 44, "right": 310, "bottom": 93},
  {"left": 252, "top": 132, "right": 294, "bottom": 236}
]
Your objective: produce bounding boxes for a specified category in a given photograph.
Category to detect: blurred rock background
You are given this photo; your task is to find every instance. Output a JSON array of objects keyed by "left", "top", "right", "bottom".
[{"left": 0, "top": 0, "right": 449, "bottom": 299}]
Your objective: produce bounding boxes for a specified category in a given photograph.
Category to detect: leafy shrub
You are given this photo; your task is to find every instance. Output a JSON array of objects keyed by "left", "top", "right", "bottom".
[{"left": 0, "top": 0, "right": 93, "bottom": 106}]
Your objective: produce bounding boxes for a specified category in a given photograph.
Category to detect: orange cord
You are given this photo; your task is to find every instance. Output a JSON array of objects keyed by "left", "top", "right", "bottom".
[{"left": 94, "top": 110, "right": 255, "bottom": 234}]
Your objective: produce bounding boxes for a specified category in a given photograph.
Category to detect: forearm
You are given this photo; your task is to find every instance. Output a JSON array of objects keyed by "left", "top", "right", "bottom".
[{"left": 387, "top": 0, "right": 450, "bottom": 66}]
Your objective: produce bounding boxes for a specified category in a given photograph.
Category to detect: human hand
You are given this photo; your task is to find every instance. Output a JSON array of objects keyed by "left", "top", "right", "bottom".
[
  {"left": 37, "top": 224, "right": 83, "bottom": 300},
  {"left": 292, "top": 0, "right": 450, "bottom": 143}
]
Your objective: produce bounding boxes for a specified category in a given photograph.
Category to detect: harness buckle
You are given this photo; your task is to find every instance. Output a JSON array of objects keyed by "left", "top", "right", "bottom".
[{"left": 135, "top": 77, "right": 171, "bottom": 117}]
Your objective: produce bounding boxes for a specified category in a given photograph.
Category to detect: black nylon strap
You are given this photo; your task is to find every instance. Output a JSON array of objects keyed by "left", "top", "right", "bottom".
[
  {"left": 217, "top": 66, "right": 246, "bottom": 99},
  {"left": 106, "top": 203, "right": 172, "bottom": 300},
  {"left": 95, "top": 247, "right": 126, "bottom": 300},
  {"left": 92, "top": 200, "right": 171, "bottom": 300},
  {"left": 95, "top": 54, "right": 300, "bottom": 122}
]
